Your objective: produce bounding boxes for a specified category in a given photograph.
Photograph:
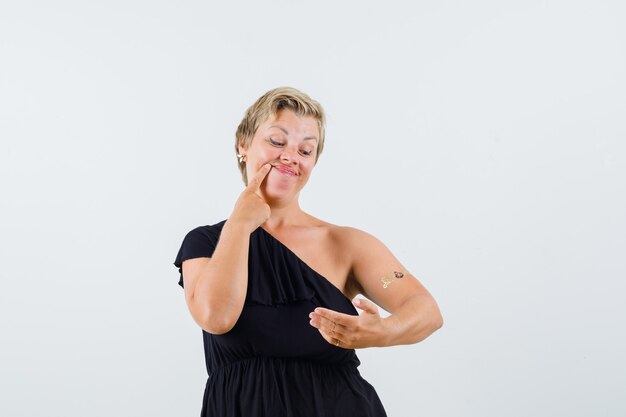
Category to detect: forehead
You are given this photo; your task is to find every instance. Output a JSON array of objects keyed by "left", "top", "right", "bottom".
[{"left": 260, "top": 109, "right": 319, "bottom": 140}]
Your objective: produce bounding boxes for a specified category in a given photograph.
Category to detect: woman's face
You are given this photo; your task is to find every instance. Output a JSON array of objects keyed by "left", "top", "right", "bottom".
[{"left": 240, "top": 109, "right": 319, "bottom": 203}]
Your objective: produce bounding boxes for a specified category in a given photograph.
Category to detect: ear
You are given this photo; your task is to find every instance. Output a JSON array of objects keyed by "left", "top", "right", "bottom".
[{"left": 237, "top": 142, "right": 247, "bottom": 156}]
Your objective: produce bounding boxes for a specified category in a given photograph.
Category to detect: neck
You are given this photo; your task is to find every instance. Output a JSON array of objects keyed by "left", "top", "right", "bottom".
[{"left": 261, "top": 195, "right": 306, "bottom": 230}]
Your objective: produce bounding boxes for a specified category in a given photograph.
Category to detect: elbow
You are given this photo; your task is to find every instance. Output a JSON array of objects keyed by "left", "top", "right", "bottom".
[
  {"left": 430, "top": 301, "right": 444, "bottom": 332},
  {"left": 416, "top": 303, "right": 443, "bottom": 343},
  {"left": 412, "top": 313, "right": 443, "bottom": 344},
  {"left": 197, "top": 310, "right": 237, "bottom": 335},
  {"left": 188, "top": 299, "right": 239, "bottom": 335},
  {"left": 433, "top": 311, "right": 444, "bottom": 332}
]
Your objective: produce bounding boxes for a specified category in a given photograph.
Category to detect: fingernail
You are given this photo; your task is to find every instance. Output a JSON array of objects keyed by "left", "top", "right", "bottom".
[{"left": 264, "top": 163, "right": 270, "bottom": 169}]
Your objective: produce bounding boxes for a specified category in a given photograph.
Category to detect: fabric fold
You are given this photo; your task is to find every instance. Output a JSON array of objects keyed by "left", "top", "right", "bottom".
[{"left": 245, "top": 226, "right": 317, "bottom": 306}]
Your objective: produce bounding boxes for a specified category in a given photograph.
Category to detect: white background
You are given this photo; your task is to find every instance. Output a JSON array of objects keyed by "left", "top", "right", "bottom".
[{"left": 1, "top": 1, "right": 625, "bottom": 416}]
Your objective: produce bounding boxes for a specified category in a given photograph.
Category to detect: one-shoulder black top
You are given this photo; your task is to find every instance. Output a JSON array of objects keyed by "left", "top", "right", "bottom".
[{"left": 174, "top": 219, "right": 387, "bottom": 417}]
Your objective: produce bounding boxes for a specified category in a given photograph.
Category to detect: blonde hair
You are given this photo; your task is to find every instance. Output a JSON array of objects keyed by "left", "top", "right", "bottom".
[{"left": 235, "top": 86, "right": 326, "bottom": 185}]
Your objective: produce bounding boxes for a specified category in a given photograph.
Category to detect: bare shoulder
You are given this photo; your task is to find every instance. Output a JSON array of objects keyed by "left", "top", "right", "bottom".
[
  {"left": 303, "top": 216, "right": 372, "bottom": 247},
  {"left": 307, "top": 218, "right": 438, "bottom": 321},
  {"left": 300, "top": 214, "right": 344, "bottom": 240},
  {"left": 329, "top": 224, "right": 384, "bottom": 252},
  {"left": 300, "top": 214, "right": 387, "bottom": 262},
  {"left": 302, "top": 213, "right": 383, "bottom": 255},
  {"left": 314, "top": 221, "right": 387, "bottom": 299}
]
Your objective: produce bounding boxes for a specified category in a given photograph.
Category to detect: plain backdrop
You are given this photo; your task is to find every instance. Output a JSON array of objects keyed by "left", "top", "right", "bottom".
[{"left": 1, "top": 1, "right": 625, "bottom": 416}]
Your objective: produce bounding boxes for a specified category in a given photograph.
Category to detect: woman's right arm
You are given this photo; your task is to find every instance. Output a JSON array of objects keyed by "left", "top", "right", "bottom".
[{"left": 181, "top": 163, "right": 272, "bottom": 334}]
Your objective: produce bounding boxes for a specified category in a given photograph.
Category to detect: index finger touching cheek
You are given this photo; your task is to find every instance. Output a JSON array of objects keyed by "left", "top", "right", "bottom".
[{"left": 247, "top": 163, "right": 272, "bottom": 191}]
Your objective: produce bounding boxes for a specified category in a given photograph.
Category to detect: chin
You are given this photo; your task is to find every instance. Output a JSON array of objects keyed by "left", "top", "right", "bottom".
[
  {"left": 263, "top": 179, "right": 299, "bottom": 201},
  {"left": 263, "top": 186, "right": 293, "bottom": 201}
]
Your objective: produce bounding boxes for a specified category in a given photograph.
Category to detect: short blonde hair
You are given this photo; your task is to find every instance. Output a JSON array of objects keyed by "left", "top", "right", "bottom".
[{"left": 235, "top": 86, "right": 326, "bottom": 185}]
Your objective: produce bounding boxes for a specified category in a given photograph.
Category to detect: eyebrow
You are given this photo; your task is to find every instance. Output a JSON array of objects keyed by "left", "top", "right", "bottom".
[{"left": 268, "top": 125, "right": 318, "bottom": 142}]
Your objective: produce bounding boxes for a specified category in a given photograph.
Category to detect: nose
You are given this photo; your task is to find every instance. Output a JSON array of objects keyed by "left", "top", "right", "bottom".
[{"left": 280, "top": 148, "right": 298, "bottom": 164}]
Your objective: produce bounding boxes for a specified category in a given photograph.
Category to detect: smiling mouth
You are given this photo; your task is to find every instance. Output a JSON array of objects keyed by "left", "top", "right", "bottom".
[{"left": 270, "top": 164, "right": 297, "bottom": 176}]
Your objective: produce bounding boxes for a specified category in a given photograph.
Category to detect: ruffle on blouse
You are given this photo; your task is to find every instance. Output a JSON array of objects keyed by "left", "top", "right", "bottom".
[{"left": 174, "top": 220, "right": 348, "bottom": 308}]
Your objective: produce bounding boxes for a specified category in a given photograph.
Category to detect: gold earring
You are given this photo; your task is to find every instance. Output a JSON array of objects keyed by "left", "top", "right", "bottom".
[{"left": 237, "top": 153, "right": 246, "bottom": 163}]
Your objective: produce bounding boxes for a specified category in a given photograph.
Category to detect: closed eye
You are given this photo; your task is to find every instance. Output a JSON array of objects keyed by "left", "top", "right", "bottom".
[{"left": 269, "top": 137, "right": 313, "bottom": 156}]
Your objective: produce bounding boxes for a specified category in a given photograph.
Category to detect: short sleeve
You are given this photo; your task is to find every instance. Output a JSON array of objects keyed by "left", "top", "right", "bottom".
[{"left": 173, "top": 221, "right": 226, "bottom": 288}]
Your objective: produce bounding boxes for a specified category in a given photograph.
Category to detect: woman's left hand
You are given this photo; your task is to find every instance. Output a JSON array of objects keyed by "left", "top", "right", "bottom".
[{"left": 308, "top": 298, "right": 388, "bottom": 349}]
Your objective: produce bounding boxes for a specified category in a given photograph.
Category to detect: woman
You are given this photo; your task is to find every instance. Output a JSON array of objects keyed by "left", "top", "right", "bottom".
[{"left": 174, "top": 87, "right": 443, "bottom": 417}]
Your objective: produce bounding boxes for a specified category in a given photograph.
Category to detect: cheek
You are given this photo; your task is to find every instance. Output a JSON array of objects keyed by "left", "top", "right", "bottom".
[
  {"left": 259, "top": 149, "right": 282, "bottom": 163},
  {"left": 299, "top": 160, "right": 315, "bottom": 176},
  {"left": 247, "top": 148, "right": 276, "bottom": 171}
]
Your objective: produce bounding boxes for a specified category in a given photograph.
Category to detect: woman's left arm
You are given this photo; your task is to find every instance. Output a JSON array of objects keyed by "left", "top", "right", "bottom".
[{"left": 309, "top": 227, "right": 443, "bottom": 348}]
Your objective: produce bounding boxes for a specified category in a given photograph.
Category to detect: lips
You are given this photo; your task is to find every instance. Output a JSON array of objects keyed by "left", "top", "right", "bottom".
[{"left": 272, "top": 164, "right": 298, "bottom": 176}]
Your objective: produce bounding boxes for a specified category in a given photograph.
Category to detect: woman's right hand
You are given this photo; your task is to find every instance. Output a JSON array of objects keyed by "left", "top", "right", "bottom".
[{"left": 229, "top": 163, "right": 272, "bottom": 232}]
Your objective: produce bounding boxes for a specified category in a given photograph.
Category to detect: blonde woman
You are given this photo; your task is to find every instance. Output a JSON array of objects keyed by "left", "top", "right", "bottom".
[{"left": 174, "top": 87, "right": 443, "bottom": 416}]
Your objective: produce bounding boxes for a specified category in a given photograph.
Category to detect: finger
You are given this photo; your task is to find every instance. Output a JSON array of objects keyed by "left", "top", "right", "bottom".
[
  {"left": 309, "top": 314, "right": 349, "bottom": 348},
  {"left": 247, "top": 163, "right": 272, "bottom": 192},
  {"left": 310, "top": 309, "right": 356, "bottom": 337},
  {"left": 316, "top": 327, "right": 345, "bottom": 349},
  {"left": 309, "top": 311, "right": 334, "bottom": 331},
  {"left": 312, "top": 307, "right": 352, "bottom": 328},
  {"left": 353, "top": 297, "right": 379, "bottom": 314},
  {"left": 318, "top": 315, "right": 347, "bottom": 338}
]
